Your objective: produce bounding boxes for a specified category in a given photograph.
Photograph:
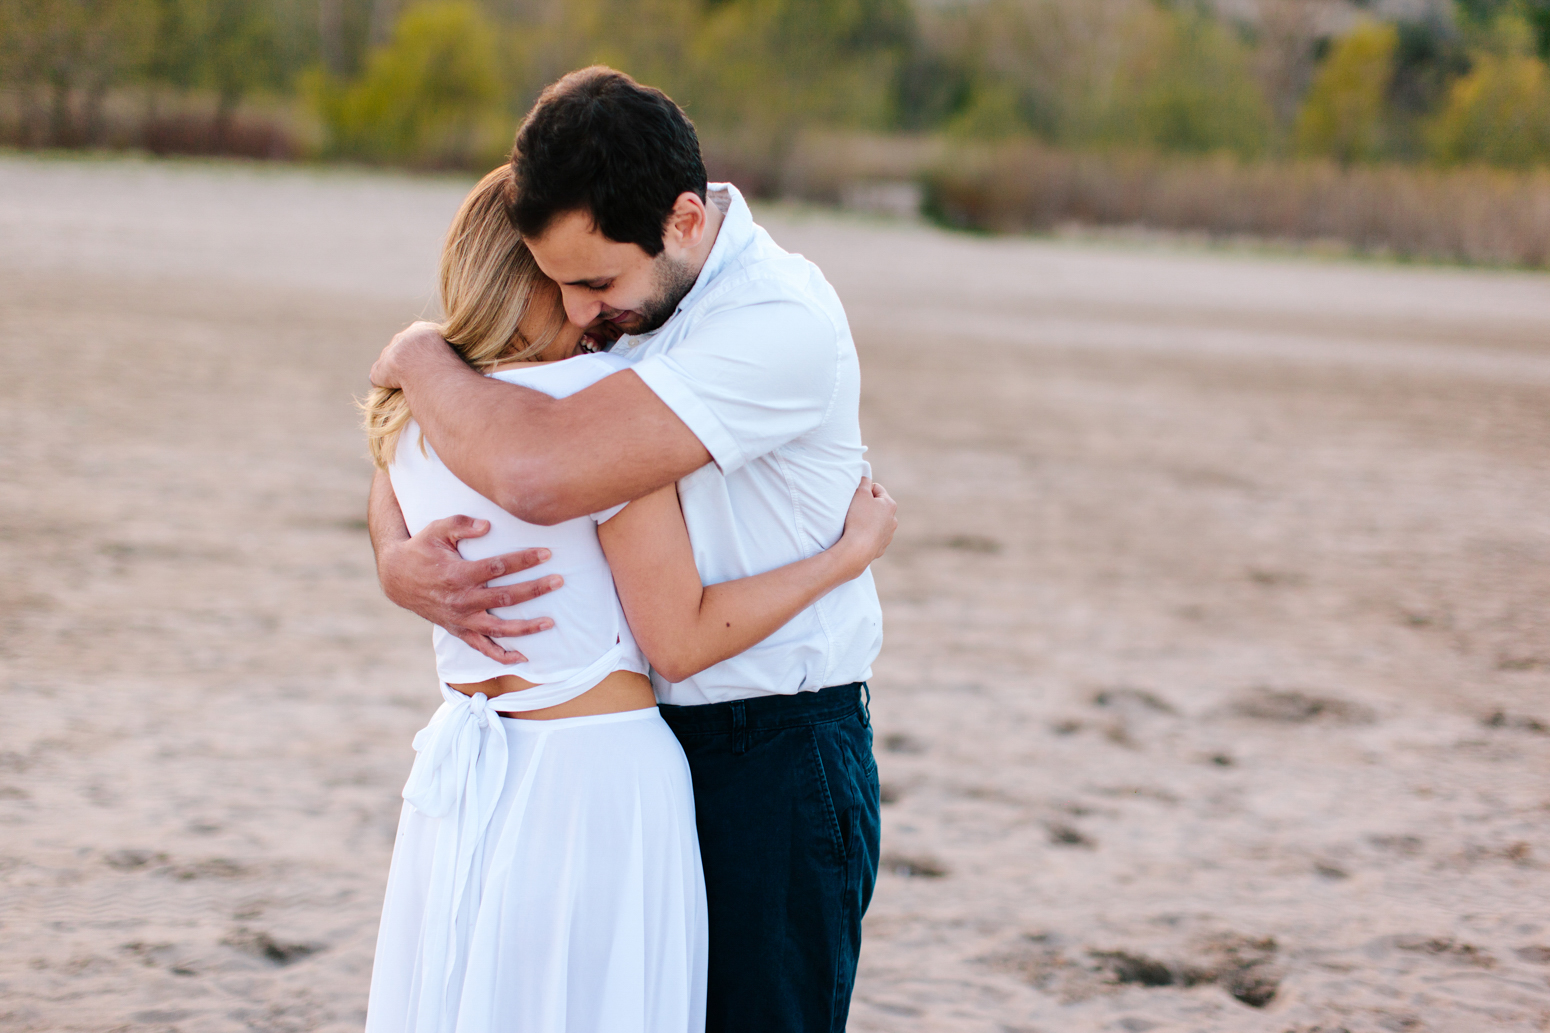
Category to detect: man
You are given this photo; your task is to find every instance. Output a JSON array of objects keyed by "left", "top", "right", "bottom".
[{"left": 368, "top": 66, "right": 882, "bottom": 1032}]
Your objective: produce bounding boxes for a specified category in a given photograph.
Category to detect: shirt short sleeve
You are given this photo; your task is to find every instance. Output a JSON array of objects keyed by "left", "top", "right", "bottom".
[
  {"left": 591, "top": 501, "right": 628, "bottom": 524},
  {"left": 630, "top": 294, "right": 839, "bottom": 475}
]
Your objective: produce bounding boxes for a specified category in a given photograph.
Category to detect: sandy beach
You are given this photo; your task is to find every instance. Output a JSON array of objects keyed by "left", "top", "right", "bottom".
[{"left": 2, "top": 154, "right": 1549, "bottom": 1033}]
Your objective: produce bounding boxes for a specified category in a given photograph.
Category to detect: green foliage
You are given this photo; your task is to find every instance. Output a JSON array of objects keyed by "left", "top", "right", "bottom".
[
  {"left": 1456, "top": 0, "right": 1550, "bottom": 59},
  {"left": 1295, "top": 21, "right": 1400, "bottom": 164},
  {"left": 6, "top": 0, "right": 1550, "bottom": 173},
  {"left": 206, "top": 0, "right": 284, "bottom": 115},
  {"left": 139, "top": 0, "right": 302, "bottom": 111},
  {"left": 1381, "top": 18, "right": 1471, "bottom": 161},
  {"left": 309, "top": 1, "right": 507, "bottom": 166},
  {"left": 945, "top": 83, "right": 1028, "bottom": 141},
  {"left": 0, "top": 0, "right": 154, "bottom": 89},
  {"left": 1098, "top": 5, "right": 1272, "bottom": 156},
  {"left": 477, "top": 0, "right": 913, "bottom": 178},
  {"left": 544, "top": 0, "right": 698, "bottom": 89},
  {"left": 892, "top": 44, "right": 974, "bottom": 133},
  {"left": 1428, "top": 50, "right": 1550, "bottom": 166},
  {"left": 685, "top": 0, "right": 909, "bottom": 139},
  {"left": 144, "top": 0, "right": 206, "bottom": 91},
  {"left": 912, "top": 0, "right": 1130, "bottom": 144},
  {"left": 0, "top": 0, "right": 154, "bottom": 141},
  {"left": 904, "top": 1, "right": 1270, "bottom": 153}
]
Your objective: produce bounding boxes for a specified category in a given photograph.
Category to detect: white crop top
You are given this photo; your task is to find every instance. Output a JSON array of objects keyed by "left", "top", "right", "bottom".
[{"left": 388, "top": 352, "right": 648, "bottom": 711}]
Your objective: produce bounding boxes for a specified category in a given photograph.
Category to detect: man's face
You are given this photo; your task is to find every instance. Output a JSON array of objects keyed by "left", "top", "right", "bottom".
[{"left": 526, "top": 209, "right": 696, "bottom": 342}]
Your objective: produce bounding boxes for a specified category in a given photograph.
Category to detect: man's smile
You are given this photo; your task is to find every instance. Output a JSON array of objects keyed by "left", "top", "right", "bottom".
[{"left": 580, "top": 319, "right": 626, "bottom": 352}]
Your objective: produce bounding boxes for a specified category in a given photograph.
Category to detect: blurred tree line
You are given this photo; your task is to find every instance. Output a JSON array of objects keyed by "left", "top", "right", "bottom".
[{"left": 2, "top": 0, "right": 1549, "bottom": 170}]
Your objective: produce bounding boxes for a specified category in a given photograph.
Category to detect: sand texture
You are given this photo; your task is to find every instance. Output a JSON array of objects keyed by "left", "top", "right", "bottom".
[{"left": 2, "top": 155, "right": 1549, "bottom": 1033}]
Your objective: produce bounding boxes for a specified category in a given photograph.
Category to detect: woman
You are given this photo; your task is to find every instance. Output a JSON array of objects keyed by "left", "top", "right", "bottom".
[{"left": 360, "top": 168, "right": 896, "bottom": 1033}]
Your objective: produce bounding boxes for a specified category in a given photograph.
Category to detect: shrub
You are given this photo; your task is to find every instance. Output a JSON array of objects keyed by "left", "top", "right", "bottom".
[
  {"left": 0, "top": 0, "right": 155, "bottom": 145},
  {"left": 915, "top": 0, "right": 1148, "bottom": 145},
  {"left": 308, "top": 0, "right": 507, "bottom": 167},
  {"left": 682, "top": 0, "right": 907, "bottom": 177},
  {"left": 920, "top": 140, "right": 1550, "bottom": 267},
  {"left": 945, "top": 83, "right": 1029, "bottom": 141},
  {"left": 1296, "top": 21, "right": 1400, "bottom": 163},
  {"left": 1428, "top": 51, "right": 1550, "bottom": 167},
  {"left": 1099, "top": 5, "right": 1272, "bottom": 157},
  {"left": 143, "top": 109, "right": 297, "bottom": 159}
]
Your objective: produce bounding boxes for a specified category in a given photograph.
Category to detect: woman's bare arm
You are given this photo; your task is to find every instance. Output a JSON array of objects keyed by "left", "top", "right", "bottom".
[{"left": 597, "top": 479, "right": 896, "bottom": 683}]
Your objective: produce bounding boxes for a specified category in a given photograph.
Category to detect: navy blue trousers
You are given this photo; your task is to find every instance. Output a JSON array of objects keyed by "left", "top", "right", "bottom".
[{"left": 659, "top": 683, "right": 881, "bottom": 1033}]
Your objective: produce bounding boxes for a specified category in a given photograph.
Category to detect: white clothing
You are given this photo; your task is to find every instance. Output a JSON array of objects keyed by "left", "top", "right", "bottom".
[
  {"left": 614, "top": 184, "right": 883, "bottom": 706},
  {"left": 388, "top": 352, "right": 647, "bottom": 705},
  {"left": 366, "top": 700, "right": 706, "bottom": 1033},
  {"left": 372, "top": 353, "right": 707, "bottom": 1032}
]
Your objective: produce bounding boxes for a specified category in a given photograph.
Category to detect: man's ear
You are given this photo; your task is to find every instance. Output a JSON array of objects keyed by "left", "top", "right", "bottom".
[{"left": 663, "top": 191, "right": 708, "bottom": 252}]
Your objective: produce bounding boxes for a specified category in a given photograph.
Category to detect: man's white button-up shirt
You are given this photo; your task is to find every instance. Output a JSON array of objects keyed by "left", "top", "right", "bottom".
[{"left": 617, "top": 183, "right": 883, "bottom": 706}]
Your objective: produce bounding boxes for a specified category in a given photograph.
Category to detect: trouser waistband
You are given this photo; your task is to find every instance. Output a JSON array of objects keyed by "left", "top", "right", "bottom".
[{"left": 657, "top": 682, "right": 868, "bottom": 735}]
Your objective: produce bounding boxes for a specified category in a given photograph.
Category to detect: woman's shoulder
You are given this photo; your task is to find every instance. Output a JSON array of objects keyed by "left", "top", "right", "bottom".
[{"left": 488, "top": 352, "right": 633, "bottom": 399}]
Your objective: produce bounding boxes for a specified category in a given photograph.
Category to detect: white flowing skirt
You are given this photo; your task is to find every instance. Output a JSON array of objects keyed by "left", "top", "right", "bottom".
[{"left": 366, "top": 705, "right": 707, "bottom": 1033}]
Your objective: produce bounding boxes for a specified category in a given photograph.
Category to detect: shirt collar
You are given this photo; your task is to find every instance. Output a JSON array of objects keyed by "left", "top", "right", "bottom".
[
  {"left": 617, "top": 183, "right": 752, "bottom": 349},
  {"left": 677, "top": 182, "right": 751, "bottom": 313}
]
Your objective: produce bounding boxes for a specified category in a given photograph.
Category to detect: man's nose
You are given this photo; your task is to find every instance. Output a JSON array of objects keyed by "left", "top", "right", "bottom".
[{"left": 560, "top": 290, "right": 601, "bottom": 329}]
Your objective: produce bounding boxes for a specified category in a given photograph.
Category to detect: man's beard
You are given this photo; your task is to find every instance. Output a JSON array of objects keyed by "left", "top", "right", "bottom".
[{"left": 629, "top": 253, "right": 698, "bottom": 335}]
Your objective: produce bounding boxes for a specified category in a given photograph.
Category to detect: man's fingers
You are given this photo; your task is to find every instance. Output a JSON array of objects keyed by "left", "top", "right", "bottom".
[
  {"left": 417, "top": 518, "right": 563, "bottom": 582},
  {"left": 368, "top": 350, "right": 399, "bottom": 389},
  {"left": 480, "top": 548, "right": 555, "bottom": 581},
  {"left": 371, "top": 321, "right": 446, "bottom": 386},
  {"left": 452, "top": 628, "right": 528, "bottom": 664},
  {"left": 425, "top": 514, "right": 492, "bottom": 545},
  {"left": 469, "top": 575, "right": 563, "bottom": 609},
  {"left": 872, "top": 481, "right": 888, "bottom": 499},
  {"left": 465, "top": 613, "right": 555, "bottom": 639}
]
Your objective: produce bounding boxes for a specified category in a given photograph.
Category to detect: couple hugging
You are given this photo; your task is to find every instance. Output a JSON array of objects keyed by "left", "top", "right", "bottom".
[{"left": 361, "top": 66, "right": 895, "bottom": 1033}]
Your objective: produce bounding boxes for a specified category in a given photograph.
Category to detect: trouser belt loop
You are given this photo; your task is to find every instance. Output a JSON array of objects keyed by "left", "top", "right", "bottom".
[
  {"left": 860, "top": 682, "right": 872, "bottom": 728},
  {"left": 731, "top": 701, "right": 748, "bottom": 755}
]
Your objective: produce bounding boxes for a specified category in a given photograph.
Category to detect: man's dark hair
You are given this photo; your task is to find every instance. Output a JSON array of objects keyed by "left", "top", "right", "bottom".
[{"left": 509, "top": 67, "right": 707, "bottom": 257}]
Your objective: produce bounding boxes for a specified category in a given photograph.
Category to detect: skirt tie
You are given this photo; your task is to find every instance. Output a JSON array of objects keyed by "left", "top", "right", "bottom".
[{"left": 400, "top": 683, "right": 512, "bottom": 1033}]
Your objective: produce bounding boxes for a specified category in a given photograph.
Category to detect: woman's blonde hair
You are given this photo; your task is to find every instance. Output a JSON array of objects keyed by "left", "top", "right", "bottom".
[{"left": 362, "top": 166, "right": 568, "bottom": 469}]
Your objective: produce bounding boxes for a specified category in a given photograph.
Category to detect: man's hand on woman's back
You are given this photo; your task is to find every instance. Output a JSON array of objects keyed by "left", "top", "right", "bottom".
[
  {"left": 370, "top": 467, "right": 562, "bottom": 663},
  {"left": 377, "top": 514, "right": 562, "bottom": 663}
]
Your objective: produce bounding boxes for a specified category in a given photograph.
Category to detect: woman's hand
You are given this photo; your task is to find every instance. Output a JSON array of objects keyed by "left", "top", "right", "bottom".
[
  {"left": 834, "top": 477, "right": 897, "bottom": 578},
  {"left": 600, "top": 477, "right": 896, "bottom": 684}
]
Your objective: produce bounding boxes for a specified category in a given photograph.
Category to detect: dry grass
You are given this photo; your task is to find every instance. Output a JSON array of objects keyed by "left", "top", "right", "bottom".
[
  {"left": 0, "top": 87, "right": 307, "bottom": 161},
  {"left": 920, "top": 142, "right": 1550, "bottom": 267},
  {"left": 712, "top": 132, "right": 1550, "bottom": 269}
]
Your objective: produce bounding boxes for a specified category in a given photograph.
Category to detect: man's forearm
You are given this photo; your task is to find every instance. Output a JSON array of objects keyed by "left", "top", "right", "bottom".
[
  {"left": 395, "top": 339, "right": 711, "bottom": 525},
  {"left": 369, "top": 468, "right": 411, "bottom": 576},
  {"left": 394, "top": 344, "right": 568, "bottom": 517}
]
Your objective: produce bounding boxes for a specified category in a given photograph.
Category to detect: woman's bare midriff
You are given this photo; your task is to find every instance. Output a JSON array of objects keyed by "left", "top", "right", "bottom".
[{"left": 448, "top": 669, "right": 655, "bottom": 720}]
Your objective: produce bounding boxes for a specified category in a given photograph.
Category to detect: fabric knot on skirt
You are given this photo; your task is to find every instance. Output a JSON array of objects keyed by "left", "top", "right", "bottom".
[{"left": 398, "top": 684, "right": 519, "bottom": 1031}]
